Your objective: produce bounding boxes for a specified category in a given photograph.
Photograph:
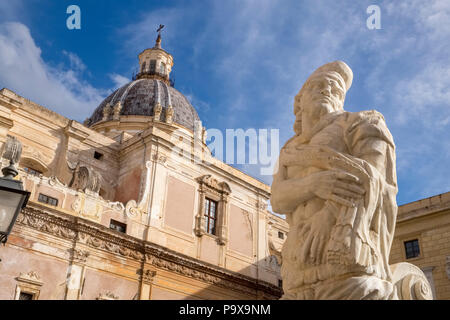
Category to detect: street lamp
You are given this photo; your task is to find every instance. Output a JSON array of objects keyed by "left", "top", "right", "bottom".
[{"left": 0, "top": 136, "right": 30, "bottom": 244}]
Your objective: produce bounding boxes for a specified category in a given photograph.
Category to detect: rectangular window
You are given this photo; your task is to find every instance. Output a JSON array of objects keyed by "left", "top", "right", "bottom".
[
  {"left": 19, "top": 292, "right": 34, "bottom": 300},
  {"left": 110, "top": 219, "right": 127, "bottom": 233},
  {"left": 204, "top": 198, "right": 217, "bottom": 235},
  {"left": 278, "top": 231, "right": 284, "bottom": 239},
  {"left": 38, "top": 194, "right": 58, "bottom": 206},
  {"left": 94, "top": 151, "right": 103, "bottom": 160},
  {"left": 404, "top": 239, "right": 420, "bottom": 259}
]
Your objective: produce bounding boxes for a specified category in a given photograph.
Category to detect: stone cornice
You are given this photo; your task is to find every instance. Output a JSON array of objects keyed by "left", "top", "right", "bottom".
[{"left": 16, "top": 203, "right": 282, "bottom": 299}]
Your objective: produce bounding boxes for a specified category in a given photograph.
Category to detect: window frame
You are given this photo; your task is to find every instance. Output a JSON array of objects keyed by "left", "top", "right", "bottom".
[
  {"left": 194, "top": 175, "right": 231, "bottom": 246},
  {"left": 404, "top": 239, "right": 421, "bottom": 259},
  {"left": 14, "top": 272, "right": 43, "bottom": 300},
  {"left": 38, "top": 193, "right": 59, "bottom": 206},
  {"left": 204, "top": 198, "right": 218, "bottom": 235},
  {"left": 109, "top": 219, "right": 127, "bottom": 234}
]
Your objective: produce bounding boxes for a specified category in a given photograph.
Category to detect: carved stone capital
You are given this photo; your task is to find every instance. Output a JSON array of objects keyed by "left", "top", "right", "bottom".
[
  {"left": 69, "top": 248, "right": 90, "bottom": 264},
  {"left": 142, "top": 270, "right": 157, "bottom": 283}
]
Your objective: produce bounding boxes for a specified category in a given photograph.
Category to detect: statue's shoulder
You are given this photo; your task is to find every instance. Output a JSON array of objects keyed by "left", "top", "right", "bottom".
[
  {"left": 344, "top": 109, "right": 394, "bottom": 146},
  {"left": 344, "top": 109, "right": 386, "bottom": 124}
]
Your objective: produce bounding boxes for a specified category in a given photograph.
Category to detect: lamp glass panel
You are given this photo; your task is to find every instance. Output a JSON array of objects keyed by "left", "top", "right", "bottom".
[{"left": 0, "top": 190, "right": 23, "bottom": 233}]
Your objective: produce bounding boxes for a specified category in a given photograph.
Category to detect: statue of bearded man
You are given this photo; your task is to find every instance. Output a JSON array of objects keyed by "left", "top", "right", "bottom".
[{"left": 271, "top": 61, "right": 432, "bottom": 300}]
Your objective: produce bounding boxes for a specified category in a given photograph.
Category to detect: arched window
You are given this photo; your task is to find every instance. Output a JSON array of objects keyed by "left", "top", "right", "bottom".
[
  {"left": 160, "top": 63, "right": 166, "bottom": 75},
  {"left": 20, "top": 157, "right": 48, "bottom": 177},
  {"left": 141, "top": 61, "right": 146, "bottom": 72}
]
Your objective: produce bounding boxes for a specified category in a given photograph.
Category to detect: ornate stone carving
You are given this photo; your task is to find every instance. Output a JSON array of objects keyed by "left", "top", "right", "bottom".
[
  {"left": 69, "top": 248, "right": 90, "bottom": 264},
  {"left": 142, "top": 270, "right": 157, "bottom": 283},
  {"left": 202, "top": 127, "right": 207, "bottom": 144},
  {"left": 72, "top": 192, "right": 102, "bottom": 222},
  {"left": 18, "top": 271, "right": 41, "bottom": 284},
  {"left": 48, "top": 176, "right": 66, "bottom": 187},
  {"left": 17, "top": 203, "right": 281, "bottom": 299},
  {"left": 102, "top": 103, "right": 111, "bottom": 121},
  {"left": 151, "top": 152, "right": 167, "bottom": 165},
  {"left": 97, "top": 291, "right": 119, "bottom": 300},
  {"left": 16, "top": 209, "right": 77, "bottom": 240},
  {"left": 113, "top": 101, "right": 122, "bottom": 120},
  {"left": 70, "top": 165, "right": 102, "bottom": 193},
  {"left": 196, "top": 175, "right": 231, "bottom": 195},
  {"left": 256, "top": 200, "right": 268, "bottom": 211},
  {"left": 195, "top": 175, "right": 231, "bottom": 245},
  {"left": 166, "top": 105, "right": 174, "bottom": 124},
  {"left": 124, "top": 161, "right": 153, "bottom": 218},
  {"left": 271, "top": 61, "right": 432, "bottom": 300},
  {"left": 77, "top": 233, "right": 144, "bottom": 261},
  {"left": 1, "top": 135, "right": 22, "bottom": 164},
  {"left": 154, "top": 103, "right": 162, "bottom": 121},
  {"left": 391, "top": 263, "right": 433, "bottom": 300}
]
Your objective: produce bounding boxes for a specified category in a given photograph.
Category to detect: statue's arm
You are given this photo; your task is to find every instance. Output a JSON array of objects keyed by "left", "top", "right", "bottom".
[{"left": 270, "top": 163, "right": 314, "bottom": 215}]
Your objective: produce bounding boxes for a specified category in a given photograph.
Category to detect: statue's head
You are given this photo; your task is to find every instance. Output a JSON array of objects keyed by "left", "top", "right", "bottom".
[{"left": 293, "top": 61, "right": 353, "bottom": 134}]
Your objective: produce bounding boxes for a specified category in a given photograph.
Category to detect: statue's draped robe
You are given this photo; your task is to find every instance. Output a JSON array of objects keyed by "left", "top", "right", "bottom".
[{"left": 277, "top": 110, "right": 398, "bottom": 299}]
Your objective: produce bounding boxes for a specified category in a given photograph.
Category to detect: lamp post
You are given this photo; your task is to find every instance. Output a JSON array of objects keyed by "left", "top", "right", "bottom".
[{"left": 0, "top": 136, "right": 31, "bottom": 246}]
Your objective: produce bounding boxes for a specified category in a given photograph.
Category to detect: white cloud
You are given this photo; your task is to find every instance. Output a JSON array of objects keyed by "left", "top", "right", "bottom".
[
  {"left": 0, "top": 22, "right": 106, "bottom": 122},
  {"left": 109, "top": 73, "right": 129, "bottom": 88}
]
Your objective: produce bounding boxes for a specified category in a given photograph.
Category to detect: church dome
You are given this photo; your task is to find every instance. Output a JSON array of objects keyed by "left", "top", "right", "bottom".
[
  {"left": 86, "top": 79, "right": 200, "bottom": 131},
  {"left": 86, "top": 29, "right": 201, "bottom": 132}
]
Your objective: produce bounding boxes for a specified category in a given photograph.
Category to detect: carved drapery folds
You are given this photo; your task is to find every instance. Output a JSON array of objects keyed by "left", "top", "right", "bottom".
[{"left": 195, "top": 175, "right": 231, "bottom": 245}]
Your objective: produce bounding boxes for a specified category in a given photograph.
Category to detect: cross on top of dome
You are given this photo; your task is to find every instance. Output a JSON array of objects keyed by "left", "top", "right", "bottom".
[{"left": 136, "top": 25, "right": 174, "bottom": 85}]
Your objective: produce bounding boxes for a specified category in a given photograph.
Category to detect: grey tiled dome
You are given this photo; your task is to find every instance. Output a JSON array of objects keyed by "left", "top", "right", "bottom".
[{"left": 87, "top": 79, "right": 200, "bottom": 131}]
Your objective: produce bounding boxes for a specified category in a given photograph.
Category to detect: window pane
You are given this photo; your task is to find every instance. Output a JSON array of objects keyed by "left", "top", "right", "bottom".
[
  {"left": 205, "top": 200, "right": 210, "bottom": 214},
  {"left": 19, "top": 292, "right": 34, "bottom": 300},
  {"left": 150, "top": 60, "right": 156, "bottom": 72},
  {"left": 404, "top": 239, "right": 420, "bottom": 259}
]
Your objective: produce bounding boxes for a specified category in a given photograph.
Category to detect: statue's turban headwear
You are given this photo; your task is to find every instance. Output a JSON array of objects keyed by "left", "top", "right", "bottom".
[{"left": 294, "top": 61, "right": 353, "bottom": 114}]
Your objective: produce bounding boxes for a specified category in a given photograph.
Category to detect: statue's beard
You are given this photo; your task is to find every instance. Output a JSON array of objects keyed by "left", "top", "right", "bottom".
[{"left": 293, "top": 119, "right": 302, "bottom": 135}]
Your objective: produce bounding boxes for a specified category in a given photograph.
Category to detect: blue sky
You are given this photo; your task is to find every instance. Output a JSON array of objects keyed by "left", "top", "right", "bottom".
[{"left": 0, "top": 0, "right": 449, "bottom": 206}]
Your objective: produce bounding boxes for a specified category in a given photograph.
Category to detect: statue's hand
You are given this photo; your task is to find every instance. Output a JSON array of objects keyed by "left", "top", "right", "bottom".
[{"left": 306, "top": 170, "right": 365, "bottom": 207}]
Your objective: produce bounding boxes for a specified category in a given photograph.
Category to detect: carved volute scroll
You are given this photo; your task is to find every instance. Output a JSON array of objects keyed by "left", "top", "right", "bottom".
[{"left": 195, "top": 175, "right": 231, "bottom": 245}]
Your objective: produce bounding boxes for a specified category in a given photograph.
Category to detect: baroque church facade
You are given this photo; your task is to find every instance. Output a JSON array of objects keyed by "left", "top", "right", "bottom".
[{"left": 0, "top": 35, "right": 287, "bottom": 300}]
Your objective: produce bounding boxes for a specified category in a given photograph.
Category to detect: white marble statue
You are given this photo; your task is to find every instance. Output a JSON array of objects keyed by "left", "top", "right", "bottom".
[{"left": 271, "top": 61, "right": 432, "bottom": 300}]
